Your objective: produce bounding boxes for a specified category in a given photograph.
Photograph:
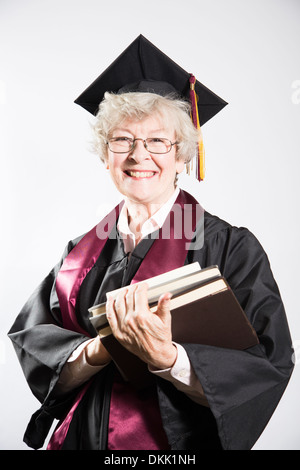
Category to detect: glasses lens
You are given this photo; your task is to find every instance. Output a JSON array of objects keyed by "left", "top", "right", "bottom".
[
  {"left": 146, "top": 138, "right": 171, "bottom": 154},
  {"left": 109, "top": 137, "right": 132, "bottom": 153},
  {"left": 108, "top": 137, "right": 173, "bottom": 154}
]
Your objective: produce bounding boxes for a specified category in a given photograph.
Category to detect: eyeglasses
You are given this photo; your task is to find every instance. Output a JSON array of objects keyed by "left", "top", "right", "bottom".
[{"left": 106, "top": 137, "right": 178, "bottom": 154}]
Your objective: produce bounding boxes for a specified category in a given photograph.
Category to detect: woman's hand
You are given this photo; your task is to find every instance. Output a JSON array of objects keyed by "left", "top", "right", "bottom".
[{"left": 106, "top": 283, "right": 177, "bottom": 370}]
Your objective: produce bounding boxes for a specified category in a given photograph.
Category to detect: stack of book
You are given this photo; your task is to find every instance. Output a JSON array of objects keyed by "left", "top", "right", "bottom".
[{"left": 89, "top": 263, "right": 258, "bottom": 387}]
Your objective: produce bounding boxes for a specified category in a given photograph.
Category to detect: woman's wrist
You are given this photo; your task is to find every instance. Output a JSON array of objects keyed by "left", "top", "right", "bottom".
[
  {"left": 148, "top": 343, "right": 178, "bottom": 371},
  {"left": 85, "top": 336, "right": 112, "bottom": 367}
]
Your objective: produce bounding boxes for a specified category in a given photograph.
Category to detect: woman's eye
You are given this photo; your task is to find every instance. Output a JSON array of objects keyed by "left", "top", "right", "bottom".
[
  {"left": 114, "top": 137, "right": 131, "bottom": 142},
  {"left": 149, "top": 138, "right": 164, "bottom": 143}
]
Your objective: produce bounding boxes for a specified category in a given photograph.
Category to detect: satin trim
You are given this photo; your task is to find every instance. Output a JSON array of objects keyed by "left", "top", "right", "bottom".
[
  {"left": 47, "top": 381, "right": 90, "bottom": 450},
  {"left": 48, "top": 203, "right": 123, "bottom": 449},
  {"left": 108, "top": 372, "right": 170, "bottom": 450},
  {"left": 131, "top": 190, "right": 201, "bottom": 283},
  {"left": 56, "top": 202, "right": 123, "bottom": 334}
]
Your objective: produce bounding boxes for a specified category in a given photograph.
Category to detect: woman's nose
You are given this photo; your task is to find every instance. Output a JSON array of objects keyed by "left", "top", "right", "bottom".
[{"left": 128, "top": 139, "right": 151, "bottom": 163}]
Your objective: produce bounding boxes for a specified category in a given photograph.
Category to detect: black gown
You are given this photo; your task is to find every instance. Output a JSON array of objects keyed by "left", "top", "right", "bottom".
[{"left": 8, "top": 202, "right": 294, "bottom": 450}]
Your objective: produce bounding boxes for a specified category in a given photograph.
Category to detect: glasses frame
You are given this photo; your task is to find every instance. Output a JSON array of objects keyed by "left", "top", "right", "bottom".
[{"left": 106, "top": 137, "right": 178, "bottom": 154}]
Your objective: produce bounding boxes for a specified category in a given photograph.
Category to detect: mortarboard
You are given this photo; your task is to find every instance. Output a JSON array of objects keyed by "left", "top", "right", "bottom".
[{"left": 75, "top": 34, "right": 227, "bottom": 181}]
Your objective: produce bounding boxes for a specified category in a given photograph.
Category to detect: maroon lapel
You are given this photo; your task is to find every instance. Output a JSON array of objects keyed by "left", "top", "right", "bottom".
[
  {"left": 55, "top": 201, "right": 124, "bottom": 334},
  {"left": 131, "top": 189, "right": 203, "bottom": 283}
]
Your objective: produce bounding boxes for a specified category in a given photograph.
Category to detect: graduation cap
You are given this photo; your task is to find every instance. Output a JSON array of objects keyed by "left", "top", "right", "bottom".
[{"left": 75, "top": 34, "right": 227, "bottom": 180}]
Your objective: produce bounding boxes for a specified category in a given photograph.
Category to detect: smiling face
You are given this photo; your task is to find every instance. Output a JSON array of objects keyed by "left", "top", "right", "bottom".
[{"left": 105, "top": 114, "right": 185, "bottom": 210}]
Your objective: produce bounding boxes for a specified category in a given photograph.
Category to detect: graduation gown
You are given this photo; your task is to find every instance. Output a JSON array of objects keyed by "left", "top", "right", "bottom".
[{"left": 8, "top": 190, "right": 294, "bottom": 450}]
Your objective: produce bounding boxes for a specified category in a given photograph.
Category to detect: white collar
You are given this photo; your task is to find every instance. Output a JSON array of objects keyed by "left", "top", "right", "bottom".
[{"left": 118, "top": 187, "right": 180, "bottom": 254}]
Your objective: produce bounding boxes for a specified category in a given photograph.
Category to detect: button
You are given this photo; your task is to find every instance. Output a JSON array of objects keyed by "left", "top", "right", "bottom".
[{"left": 178, "top": 369, "right": 187, "bottom": 378}]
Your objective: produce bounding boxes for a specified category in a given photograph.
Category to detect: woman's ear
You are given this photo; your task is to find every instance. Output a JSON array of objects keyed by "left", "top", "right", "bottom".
[{"left": 175, "top": 158, "right": 185, "bottom": 175}]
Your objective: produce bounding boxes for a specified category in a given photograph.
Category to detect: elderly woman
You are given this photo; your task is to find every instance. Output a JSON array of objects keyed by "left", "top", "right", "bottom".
[{"left": 9, "top": 36, "right": 294, "bottom": 451}]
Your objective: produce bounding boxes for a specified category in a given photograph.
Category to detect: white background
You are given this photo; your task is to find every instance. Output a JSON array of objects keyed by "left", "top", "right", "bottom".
[{"left": 0, "top": 0, "right": 299, "bottom": 450}]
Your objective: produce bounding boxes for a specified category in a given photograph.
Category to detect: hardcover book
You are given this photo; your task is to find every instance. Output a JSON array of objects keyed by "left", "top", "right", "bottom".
[{"left": 88, "top": 263, "right": 259, "bottom": 387}]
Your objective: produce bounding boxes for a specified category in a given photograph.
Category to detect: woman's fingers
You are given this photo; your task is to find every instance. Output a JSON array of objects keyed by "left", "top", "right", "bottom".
[
  {"left": 106, "top": 282, "right": 176, "bottom": 368},
  {"left": 106, "top": 285, "right": 138, "bottom": 327},
  {"left": 132, "top": 283, "right": 149, "bottom": 313},
  {"left": 156, "top": 292, "right": 172, "bottom": 322},
  {"left": 124, "top": 284, "right": 136, "bottom": 313},
  {"left": 114, "top": 288, "right": 128, "bottom": 324},
  {"left": 106, "top": 294, "right": 117, "bottom": 329}
]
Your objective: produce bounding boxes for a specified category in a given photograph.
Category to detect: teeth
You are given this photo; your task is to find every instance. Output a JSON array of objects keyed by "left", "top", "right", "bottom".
[{"left": 127, "top": 171, "right": 155, "bottom": 178}]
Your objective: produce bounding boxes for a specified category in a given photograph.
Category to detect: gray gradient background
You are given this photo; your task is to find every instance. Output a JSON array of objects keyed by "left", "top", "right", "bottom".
[{"left": 0, "top": 0, "right": 299, "bottom": 450}]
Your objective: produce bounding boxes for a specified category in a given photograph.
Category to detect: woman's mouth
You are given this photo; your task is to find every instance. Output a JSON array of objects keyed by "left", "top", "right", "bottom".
[{"left": 125, "top": 170, "right": 156, "bottom": 179}]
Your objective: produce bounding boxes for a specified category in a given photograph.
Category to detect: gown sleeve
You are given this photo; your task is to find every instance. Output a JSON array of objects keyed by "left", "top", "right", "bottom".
[
  {"left": 183, "top": 220, "right": 294, "bottom": 449},
  {"left": 7, "top": 240, "right": 91, "bottom": 448}
]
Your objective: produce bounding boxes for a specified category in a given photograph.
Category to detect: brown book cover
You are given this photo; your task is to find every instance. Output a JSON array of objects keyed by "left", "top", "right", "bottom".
[{"left": 92, "top": 274, "right": 259, "bottom": 389}]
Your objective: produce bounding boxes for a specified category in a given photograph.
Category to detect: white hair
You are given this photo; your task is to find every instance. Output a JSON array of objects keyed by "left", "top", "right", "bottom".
[{"left": 92, "top": 91, "right": 202, "bottom": 164}]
